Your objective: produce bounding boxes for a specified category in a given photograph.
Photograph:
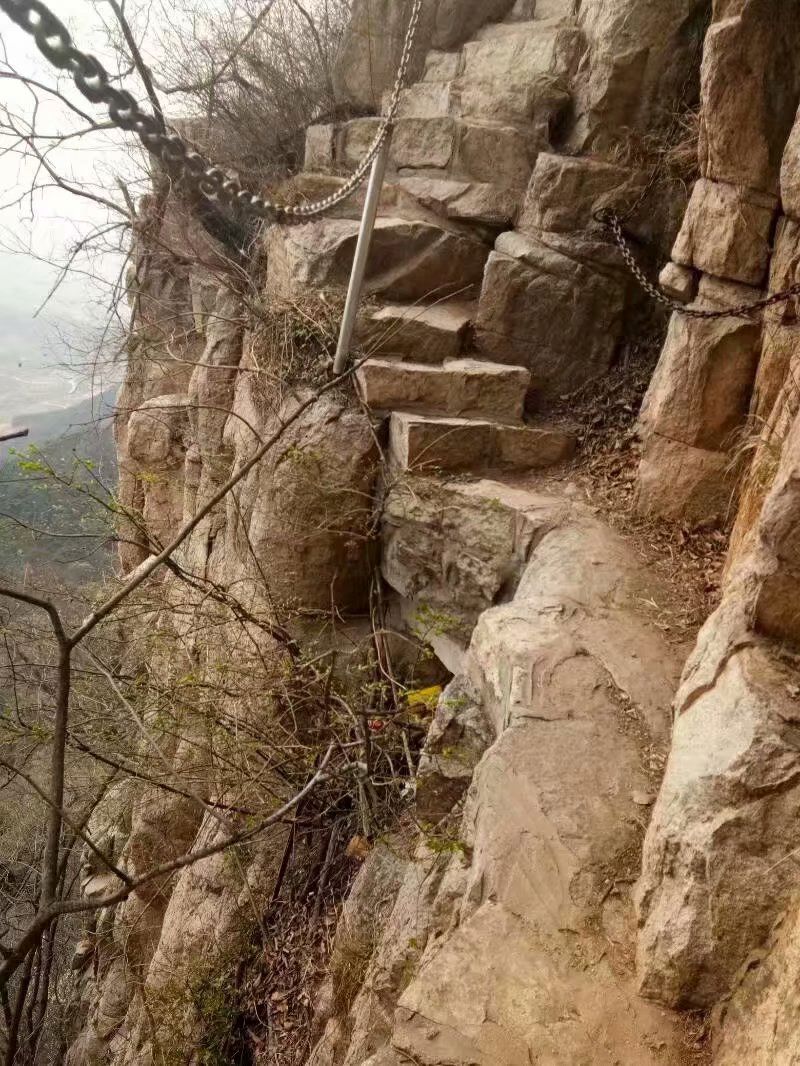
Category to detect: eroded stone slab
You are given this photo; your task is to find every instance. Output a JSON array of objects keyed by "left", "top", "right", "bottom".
[{"left": 356, "top": 357, "right": 529, "bottom": 420}]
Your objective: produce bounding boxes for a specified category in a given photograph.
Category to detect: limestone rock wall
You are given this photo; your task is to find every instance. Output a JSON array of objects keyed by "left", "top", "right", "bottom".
[
  {"left": 629, "top": 4, "right": 800, "bottom": 1055},
  {"left": 315, "top": 0, "right": 706, "bottom": 402},
  {"left": 66, "top": 195, "right": 380, "bottom": 1066},
  {"left": 66, "top": 0, "right": 800, "bottom": 1063},
  {"left": 306, "top": 488, "right": 703, "bottom": 1066},
  {"left": 636, "top": 0, "right": 800, "bottom": 528}
]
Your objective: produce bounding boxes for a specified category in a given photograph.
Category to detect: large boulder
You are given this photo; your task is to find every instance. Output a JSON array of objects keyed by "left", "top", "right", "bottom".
[
  {"left": 571, "top": 0, "right": 711, "bottom": 149},
  {"left": 334, "top": 0, "right": 517, "bottom": 111},
  {"left": 518, "top": 151, "right": 645, "bottom": 237},
  {"left": 636, "top": 597, "right": 800, "bottom": 1008},
  {"left": 636, "top": 434, "right": 738, "bottom": 528},
  {"left": 698, "top": 0, "right": 800, "bottom": 195},
  {"left": 475, "top": 230, "right": 628, "bottom": 399},
  {"left": 671, "top": 178, "right": 777, "bottom": 287},
  {"left": 636, "top": 276, "right": 763, "bottom": 526},
  {"left": 220, "top": 391, "right": 379, "bottom": 614},
  {"left": 266, "top": 217, "right": 489, "bottom": 303},
  {"left": 381, "top": 477, "right": 568, "bottom": 639},
  {"left": 638, "top": 278, "right": 762, "bottom": 453}
]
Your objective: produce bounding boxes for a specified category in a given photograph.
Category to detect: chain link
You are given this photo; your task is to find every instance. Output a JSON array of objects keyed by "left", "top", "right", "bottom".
[
  {"left": 0, "top": 0, "right": 423, "bottom": 224},
  {"left": 599, "top": 209, "right": 800, "bottom": 320}
]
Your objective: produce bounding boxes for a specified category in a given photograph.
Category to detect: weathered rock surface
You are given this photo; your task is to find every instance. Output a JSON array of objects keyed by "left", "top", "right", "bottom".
[
  {"left": 571, "top": 0, "right": 712, "bottom": 150},
  {"left": 222, "top": 390, "right": 379, "bottom": 613},
  {"left": 392, "top": 116, "right": 537, "bottom": 188},
  {"left": 124, "top": 394, "right": 192, "bottom": 560},
  {"left": 415, "top": 675, "right": 492, "bottom": 823},
  {"left": 712, "top": 905, "right": 800, "bottom": 1064},
  {"left": 671, "top": 178, "right": 777, "bottom": 287},
  {"left": 362, "top": 301, "right": 473, "bottom": 363},
  {"left": 698, "top": 0, "right": 800, "bottom": 195},
  {"left": 356, "top": 357, "right": 529, "bottom": 420},
  {"left": 518, "top": 150, "right": 645, "bottom": 236},
  {"left": 460, "top": 19, "right": 582, "bottom": 90},
  {"left": 636, "top": 594, "right": 800, "bottom": 1008},
  {"left": 310, "top": 494, "right": 700, "bottom": 1065},
  {"left": 266, "top": 217, "right": 490, "bottom": 303},
  {"left": 389, "top": 410, "right": 575, "bottom": 473},
  {"left": 659, "top": 262, "right": 698, "bottom": 304},
  {"left": 781, "top": 105, "right": 800, "bottom": 221},
  {"left": 636, "top": 434, "right": 738, "bottom": 527},
  {"left": 636, "top": 276, "right": 763, "bottom": 526},
  {"left": 382, "top": 478, "right": 568, "bottom": 638},
  {"left": 639, "top": 279, "right": 762, "bottom": 452},
  {"left": 475, "top": 230, "right": 628, "bottom": 398},
  {"left": 334, "top": 0, "right": 521, "bottom": 110},
  {"left": 397, "top": 174, "right": 520, "bottom": 226},
  {"left": 752, "top": 411, "right": 800, "bottom": 644}
]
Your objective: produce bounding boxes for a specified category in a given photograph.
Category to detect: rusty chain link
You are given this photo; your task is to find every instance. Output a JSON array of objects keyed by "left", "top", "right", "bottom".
[
  {"left": 598, "top": 209, "right": 800, "bottom": 320},
  {"left": 0, "top": 0, "right": 423, "bottom": 224}
]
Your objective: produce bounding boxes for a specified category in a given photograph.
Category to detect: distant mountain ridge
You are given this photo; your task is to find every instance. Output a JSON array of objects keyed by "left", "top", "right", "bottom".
[
  {"left": 0, "top": 388, "right": 119, "bottom": 583},
  {"left": 1, "top": 388, "right": 117, "bottom": 453}
]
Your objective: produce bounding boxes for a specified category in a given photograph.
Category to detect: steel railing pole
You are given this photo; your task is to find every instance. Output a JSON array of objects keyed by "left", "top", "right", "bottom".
[{"left": 333, "top": 135, "right": 392, "bottom": 376}]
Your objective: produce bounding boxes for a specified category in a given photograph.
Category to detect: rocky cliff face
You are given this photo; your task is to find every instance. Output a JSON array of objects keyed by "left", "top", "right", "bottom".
[{"left": 65, "top": 0, "right": 800, "bottom": 1063}]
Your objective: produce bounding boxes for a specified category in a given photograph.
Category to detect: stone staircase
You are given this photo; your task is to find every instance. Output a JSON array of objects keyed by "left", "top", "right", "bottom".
[
  {"left": 355, "top": 321, "right": 574, "bottom": 474},
  {"left": 271, "top": 2, "right": 583, "bottom": 479}
]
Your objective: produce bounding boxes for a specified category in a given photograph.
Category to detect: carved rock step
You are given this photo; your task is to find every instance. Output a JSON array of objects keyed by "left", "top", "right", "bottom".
[
  {"left": 389, "top": 411, "right": 576, "bottom": 473},
  {"left": 356, "top": 358, "right": 529, "bottom": 421},
  {"left": 475, "top": 16, "right": 567, "bottom": 39},
  {"left": 334, "top": 115, "right": 536, "bottom": 189},
  {"left": 460, "top": 19, "right": 582, "bottom": 86},
  {"left": 390, "top": 76, "right": 569, "bottom": 128},
  {"left": 393, "top": 116, "right": 536, "bottom": 188},
  {"left": 508, "top": 0, "right": 576, "bottom": 19},
  {"left": 266, "top": 216, "right": 489, "bottom": 303},
  {"left": 298, "top": 149, "right": 521, "bottom": 227},
  {"left": 397, "top": 175, "right": 520, "bottom": 226},
  {"left": 362, "top": 301, "right": 474, "bottom": 363}
]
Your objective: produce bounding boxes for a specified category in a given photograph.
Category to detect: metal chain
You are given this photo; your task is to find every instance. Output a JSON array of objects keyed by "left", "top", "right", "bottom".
[
  {"left": 0, "top": 0, "right": 423, "bottom": 224},
  {"left": 600, "top": 209, "right": 800, "bottom": 320}
]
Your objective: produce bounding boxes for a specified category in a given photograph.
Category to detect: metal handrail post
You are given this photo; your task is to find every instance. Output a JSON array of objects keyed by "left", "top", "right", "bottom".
[{"left": 333, "top": 134, "right": 392, "bottom": 376}]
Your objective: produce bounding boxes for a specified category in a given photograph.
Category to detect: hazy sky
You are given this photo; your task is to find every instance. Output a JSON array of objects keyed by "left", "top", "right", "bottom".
[
  {"left": 0, "top": 0, "right": 330, "bottom": 425},
  {"left": 0, "top": 0, "right": 134, "bottom": 423}
]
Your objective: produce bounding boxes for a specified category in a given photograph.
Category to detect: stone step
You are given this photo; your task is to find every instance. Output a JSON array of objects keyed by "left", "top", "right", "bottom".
[
  {"left": 534, "top": 0, "right": 576, "bottom": 18},
  {"left": 390, "top": 116, "right": 535, "bottom": 188},
  {"left": 389, "top": 411, "right": 576, "bottom": 473},
  {"left": 266, "top": 216, "right": 489, "bottom": 303},
  {"left": 461, "top": 20, "right": 581, "bottom": 86},
  {"left": 476, "top": 18, "right": 556, "bottom": 39},
  {"left": 392, "top": 81, "right": 458, "bottom": 119},
  {"left": 356, "top": 358, "right": 530, "bottom": 421},
  {"left": 423, "top": 50, "right": 462, "bottom": 83},
  {"left": 390, "top": 78, "right": 564, "bottom": 127},
  {"left": 363, "top": 301, "right": 474, "bottom": 364},
  {"left": 337, "top": 115, "right": 535, "bottom": 190},
  {"left": 398, "top": 175, "right": 520, "bottom": 227}
]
